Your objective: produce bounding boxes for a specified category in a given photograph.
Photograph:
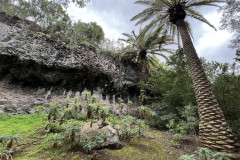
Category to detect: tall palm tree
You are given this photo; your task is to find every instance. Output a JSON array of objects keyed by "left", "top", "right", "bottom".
[
  {"left": 119, "top": 28, "right": 173, "bottom": 82},
  {"left": 131, "top": 0, "right": 238, "bottom": 152}
]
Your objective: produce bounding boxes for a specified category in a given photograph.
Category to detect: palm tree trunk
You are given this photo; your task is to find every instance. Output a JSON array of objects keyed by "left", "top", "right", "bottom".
[
  {"left": 141, "top": 57, "right": 147, "bottom": 81},
  {"left": 140, "top": 51, "right": 147, "bottom": 82},
  {"left": 176, "top": 19, "right": 237, "bottom": 152},
  {"left": 139, "top": 51, "right": 147, "bottom": 105},
  {"left": 118, "top": 58, "right": 122, "bottom": 87}
]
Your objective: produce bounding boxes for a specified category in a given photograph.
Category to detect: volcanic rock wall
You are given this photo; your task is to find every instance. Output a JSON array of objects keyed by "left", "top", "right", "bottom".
[{"left": 0, "top": 12, "right": 140, "bottom": 113}]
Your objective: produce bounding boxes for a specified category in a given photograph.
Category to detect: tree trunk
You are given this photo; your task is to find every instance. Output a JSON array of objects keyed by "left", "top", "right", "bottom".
[
  {"left": 119, "top": 58, "right": 122, "bottom": 87},
  {"left": 140, "top": 50, "right": 147, "bottom": 82},
  {"left": 176, "top": 19, "right": 238, "bottom": 152},
  {"left": 139, "top": 51, "right": 147, "bottom": 105}
]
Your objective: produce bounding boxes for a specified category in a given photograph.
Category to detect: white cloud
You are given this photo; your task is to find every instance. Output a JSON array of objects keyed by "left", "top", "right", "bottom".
[
  {"left": 66, "top": 1, "right": 235, "bottom": 63},
  {"left": 195, "top": 12, "right": 233, "bottom": 58},
  {"left": 67, "top": 3, "right": 122, "bottom": 39}
]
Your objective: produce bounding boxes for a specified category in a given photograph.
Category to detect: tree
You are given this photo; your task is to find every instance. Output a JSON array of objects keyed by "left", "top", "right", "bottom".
[
  {"left": 212, "top": 65, "right": 240, "bottom": 139},
  {"left": 146, "top": 54, "right": 161, "bottom": 76},
  {"left": 0, "top": 0, "right": 90, "bottom": 10},
  {"left": 119, "top": 28, "right": 173, "bottom": 82},
  {"left": 73, "top": 21, "right": 105, "bottom": 45},
  {"left": 0, "top": 0, "right": 90, "bottom": 32},
  {"left": 235, "top": 49, "right": 240, "bottom": 62},
  {"left": 147, "top": 49, "right": 197, "bottom": 129},
  {"left": 132, "top": 0, "right": 238, "bottom": 152},
  {"left": 220, "top": 0, "right": 240, "bottom": 49}
]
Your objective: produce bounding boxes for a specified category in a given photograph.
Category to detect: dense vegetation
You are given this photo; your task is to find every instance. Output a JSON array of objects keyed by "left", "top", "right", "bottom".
[
  {"left": 0, "top": 0, "right": 240, "bottom": 159},
  {"left": 0, "top": 92, "right": 235, "bottom": 160},
  {"left": 145, "top": 49, "right": 240, "bottom": 139}
]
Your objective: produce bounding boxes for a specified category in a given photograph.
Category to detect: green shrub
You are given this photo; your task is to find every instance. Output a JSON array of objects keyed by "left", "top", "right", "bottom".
[
  {"left": 179, "top": 103, "right": 199, "bottom": 134},
  {"left": 137, "top": 119, "right": 149, "bottom": 136},
  {"left": 48, "top": 102, "right": 61, "bottom": 122},
  {"left": 147, "top": 102, "right": 178, "bottom": 129},
  {"left": 47, "top": 133, "right": 64, "bottom": 147},
  {"left": 166, "top": 119, "right": 186, "bottom": 147},
  {"left": 0, "top": 148, "right": 13, "bottom": 160},
  {"left": 180, "top": 147, "right": 233, "bottom": 160},
  {"left": 0, "top": 135, "right": 21, "bottom": 159},
  {"left": 137, "top": 105, "right": 156, "bottom": 121},
  {"left": 120, "top": 116, "right": 148, "bottom": 141},
  {"left": 82, "top": 91, "right": 91, "bottom": 102}
]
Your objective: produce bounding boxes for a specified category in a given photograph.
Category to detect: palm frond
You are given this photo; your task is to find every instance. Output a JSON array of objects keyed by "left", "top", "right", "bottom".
[
  {"left": 146, "top": 54, "right": 161, "bottom": 74},
  {"left": 122, "top": 33, "right": 134, "bottom": 40},
  {"left": 152, "top": 52, "right": 170, "bottom": 62},
  {"left": 119, "top": 27, "right": 172, "bottom": 73},
  {"left": 131, "top": 7, "right": 154, "bottom": 22},
  {"left": 132, "top": 0, "right": 222, "bottom": 42},
  {"left": 186, "top": 8, "right": 217, "bottom": 31},
  {"left": 186, "top": 0, "right": 224, "bottom": 8},
  {"left": 118, "top": 38, "right": 129, "bottom": 43},
  {"left": 135, "top": 0, "right": 154, "bottom": 6}
]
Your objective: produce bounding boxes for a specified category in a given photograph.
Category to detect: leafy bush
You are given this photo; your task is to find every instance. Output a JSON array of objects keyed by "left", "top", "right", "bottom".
[
  {"left": 179, "top": 147, "right": 233, "bottom": 160},
  {"left": 120, "top": 116, "right": 148, "bottom": 141},
  {"left": 147, "top": 102, "right": 178, "bottom": 129},
  {"left": 47, "top": 133, "right": 64, "bottom": 148},
  {"left": 137, "top": 105, "right": 156, "bottom": 120},
  {"left": 179, "top": 104, "right": 199, "bottom": 134},
  {"left": 121, "top": 116, "right": 138, "bottom": 141},
  {"left": 0, "top": 135, "right": 21, "bottom": 160},
  {"left": 47, "top": 102, "right": 61, "bottom": 121},
  {"left": 73, "top": 21, "right": 104, "bottom": 45},
  {"left": 166, "top": 119, "right": 186, "bottom": 147},
  {"left": 82, "top": 91, "right": 92, "bottom": 102},
  {"left": 0, "top": 148, "right": 13, "bottom": 160},
  {"left": 137, "top": 119, "right": 149, "bottom": 136}
]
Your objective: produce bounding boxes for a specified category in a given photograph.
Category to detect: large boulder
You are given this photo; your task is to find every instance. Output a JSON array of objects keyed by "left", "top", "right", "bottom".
[{"left": 81, "top": 121, "right": 124, "bottom": 149}]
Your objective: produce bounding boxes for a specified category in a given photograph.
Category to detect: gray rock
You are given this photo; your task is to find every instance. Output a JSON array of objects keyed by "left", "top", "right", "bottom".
[
  {"left": 81, "top": 121, "right": 124, "bottom": 149},
  {"left": 0, "top": 13, "right": 140, "bottom": 99},
  {"left": 32, "top": 99, "right": 45, "bottom": 106},
  {"left": 21, "top": 106, "right": 34, "bottom": 114},
  {"left": 0, "top": 100, "right": 8, "bottom": 105},
  {"left": 0, "top": 105, "right": 5, "bottom": 113},
  {"left": 3, "top": 106, "right": 14, "bottom": 113}
]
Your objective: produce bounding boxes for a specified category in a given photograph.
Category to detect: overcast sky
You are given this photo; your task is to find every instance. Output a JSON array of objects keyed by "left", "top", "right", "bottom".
[{"left": 67, "top": 0, "right": 236, "bottom": 63}]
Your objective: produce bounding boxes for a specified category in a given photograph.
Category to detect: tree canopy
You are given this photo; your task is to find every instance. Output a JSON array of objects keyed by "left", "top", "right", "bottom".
[
  {"left": 74, "top": 21, "right": 105, "bottom": 45},
  {"left": 0, "top": 0, "right": 90, "bottom": 33},
  {"left": 119, "top": 28, "right": 173, "bottom": 81},
  {"left": 130, "top": 0, "right": 220, "bottom": 42},
  {"left": 220, "top": 0, "right": 240, "bottom": 49}
]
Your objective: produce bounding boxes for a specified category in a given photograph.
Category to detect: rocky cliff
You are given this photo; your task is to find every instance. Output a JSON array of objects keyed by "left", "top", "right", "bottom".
[
  {"left": 0, "top": 12, "right": 140, "bottom": 96},
  {"left": 0, "top": 12, "right": 140, "bottom": 113}
]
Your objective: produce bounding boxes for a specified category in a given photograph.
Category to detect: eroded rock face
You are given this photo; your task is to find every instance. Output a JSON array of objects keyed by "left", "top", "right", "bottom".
[
  {"left": 81, "top": 121, "right": 124, "bottom": 149},
  {"left": 0, "top": 12, "right": 140, "bottom": 100}
]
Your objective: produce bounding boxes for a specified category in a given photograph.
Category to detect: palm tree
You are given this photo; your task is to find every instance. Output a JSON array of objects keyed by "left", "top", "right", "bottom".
[
  {"left": 119, "top": 28, "right": 173, "bottom": 82},
  {"left": 131, "top": 0, "right": 238, "bottom": 152}
]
